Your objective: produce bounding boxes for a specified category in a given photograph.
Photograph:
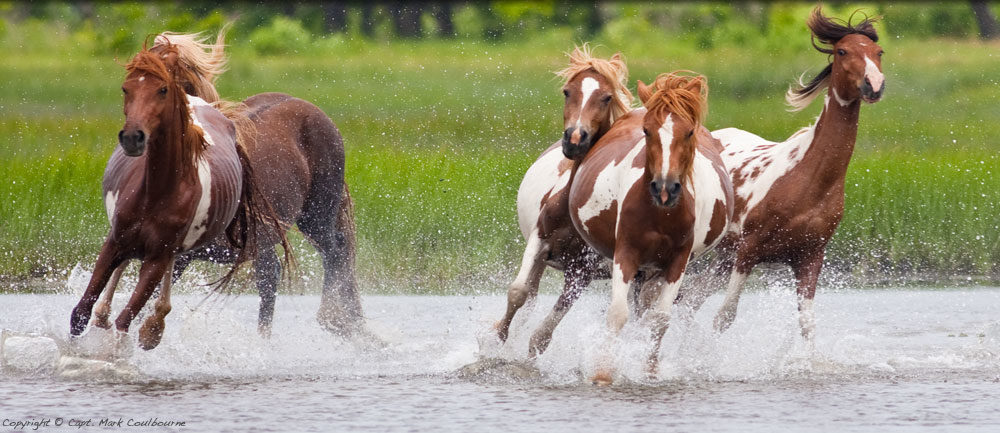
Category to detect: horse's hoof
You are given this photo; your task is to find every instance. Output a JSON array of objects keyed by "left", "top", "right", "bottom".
[
  {"left": 137, "top": 319, "right": 164, "bottom": 351},
  {"left": 591, "top": 370, "right": 614, "bottom": 386}
]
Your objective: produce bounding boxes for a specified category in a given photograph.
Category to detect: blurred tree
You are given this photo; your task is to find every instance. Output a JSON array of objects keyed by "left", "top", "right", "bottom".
[
  {"left": 361, "top": 4, "right": 377, "bottom": 38},
  {"left": 389, "top": 2, "right": 423, "bottom": 38},
  {"left": 971, "top": 0, "right": 999, "bottom": 39},
  {"left": 433, "top": 2, "right": 455, "bottom": 37},
  {"left": 322, "top": 1, "right": 349, "bottom": 33},
  {"left": 583, "top": 1, "right": 603, "bottom": 37},
  {"left": 478, "top": 4, "right": 504, "bottom": 40}
]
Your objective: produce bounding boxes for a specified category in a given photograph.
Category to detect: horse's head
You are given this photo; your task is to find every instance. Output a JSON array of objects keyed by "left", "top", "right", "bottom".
[
  {"left": 150, "top": 28, "right": 229, "bottom": 103},
  {"left": 788, "top": 7, "right": 885, "bottom": 110},
  {"left": 119, "top": 44, "right": 190, "bottom": 157},
  {"left": 555, "top": 44, "right": 634, "bottom": 160},
  {"left": 637, "top": 72, "right": 708, "bottom": 208}
]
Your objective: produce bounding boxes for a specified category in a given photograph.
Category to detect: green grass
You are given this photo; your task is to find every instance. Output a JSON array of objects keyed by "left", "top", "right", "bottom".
[{"left": 1, "top": 19, "right": 998, "bottom": 292}]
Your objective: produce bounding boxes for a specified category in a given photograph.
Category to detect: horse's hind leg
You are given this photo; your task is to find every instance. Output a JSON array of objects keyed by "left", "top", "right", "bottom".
[
  {"left": 528, "top": 261, "right": 589, "bottom": 357},
  {"left": 254, "top": 244, "right": 281, "bottom": 337},
  {"left": 299, "top": 185, "right": 364, "bottom": 336},
  {"left": 93, "top": 262, "right": 128, "bottom": 329}
]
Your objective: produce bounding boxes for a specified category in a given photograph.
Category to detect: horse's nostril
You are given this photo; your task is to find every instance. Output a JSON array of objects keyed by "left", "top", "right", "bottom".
[
  {"left": 579, "top": 130, "right": 588, "bottom": 142},
  {"left": 650, "top": 180, "right": 659, "bottom": 193},
  {"left": 118, "top": 130, "right": 125, "bottom": 142},
  {"left": 136, "top": 130, "right": 145, "bottom": 143},
  {"left": 670, "top": 182, "right": 682, "bottom": 195}
]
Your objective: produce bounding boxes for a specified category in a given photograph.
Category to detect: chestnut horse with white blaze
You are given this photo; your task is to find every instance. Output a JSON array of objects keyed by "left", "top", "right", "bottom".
[
  {"left": 496, "top": 45, "right": 636, "bottom": 356},
  {"left": 568, "top": 73, "right": 733, "bottom": 383},
  {"left": 699, "top": 8, "right": 886, "bottom": 340},
  {"left": 69, "top": 43, "right": 286, "bottom": 350},
  {"left": 87, "top": 29, "right": 365, "bottom": 338}
]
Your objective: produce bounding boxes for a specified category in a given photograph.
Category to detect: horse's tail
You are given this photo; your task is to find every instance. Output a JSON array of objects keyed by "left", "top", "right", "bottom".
[
  {"left": 214, "top": 142, "right": 295, "bottom": 291},
  {"left": 335, "top": 182, "right": 358, "bottom": 290}
]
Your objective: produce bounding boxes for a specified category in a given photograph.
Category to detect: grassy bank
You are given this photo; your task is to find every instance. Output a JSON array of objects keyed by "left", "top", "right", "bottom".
[{"left": 1, "top": 18, "right": 998, "bottom": 292}]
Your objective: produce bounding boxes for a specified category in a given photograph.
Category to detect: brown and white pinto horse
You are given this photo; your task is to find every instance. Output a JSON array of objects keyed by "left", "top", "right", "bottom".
[
  {"left": 69, "top": 43, "right": 285, "bottom": 350},
  {"left": 496, "top": 45, "right": 635, "bottom": 356},
  {"left": 568, "top": 73, "right": 733, "bottom": 383},
  {"left": 87, "top": 30, "right": 364, "bottom": 338},
  {"left": 704, "top": 7, "right": 886, "bottom": 340}
]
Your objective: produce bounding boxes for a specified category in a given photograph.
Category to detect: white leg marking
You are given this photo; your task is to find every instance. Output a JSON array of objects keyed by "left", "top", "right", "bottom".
[
  {"left": 798, "top": 297, "right": 816, "bottom": 341},
  {"left": 607, "top": 261, "right": 630, "bottom": 333},
  {"left": 510, "top": 228, "right": 547, "bottom": 293},
  {"left": 182, "top": 159, "right": 212, "bottom": 250},
  {"left": 713, "top": 270, "right": 749, "bottom": 332}
]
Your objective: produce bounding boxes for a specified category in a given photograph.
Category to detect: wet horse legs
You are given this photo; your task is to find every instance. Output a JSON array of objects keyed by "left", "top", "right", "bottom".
[
  {"left": 496, "top": 229, "right": 548, "bottom": 342},
  {"left": 528, "top": 263, "right": 591, "bottom": 357},
  {"left": 93, "top": 262, "right": 127, "bottom": 329},
  {"left": 70, "top": 239, "right": 125, "bottom": 336},
  {"left": 254, "top": 245, "right": 280, "bottom": 336},
  {"left": 113, "top": 255, "right": 172, "bottom": 344},
  {"left": 138, "top": 257, "right": 176, "bottom": 350}
]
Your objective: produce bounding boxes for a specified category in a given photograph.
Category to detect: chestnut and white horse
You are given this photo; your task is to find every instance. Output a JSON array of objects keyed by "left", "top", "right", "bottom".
[
  {"left": 695, "top": 7, "right": 886, "bottom": 341},
  {"left": 568, "top": 73, "right": 734, "bottom": 383},
  {"left": 496, "top": 45, "right": 636, "bottom": 357}
]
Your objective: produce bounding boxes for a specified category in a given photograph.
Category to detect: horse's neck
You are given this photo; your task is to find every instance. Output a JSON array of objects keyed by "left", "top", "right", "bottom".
[
  {"left": 143, "top": 133, "right": 199, "bottom": 201},
  {"left": 797, "top": 92, "right": 861, "bottom": 190}
]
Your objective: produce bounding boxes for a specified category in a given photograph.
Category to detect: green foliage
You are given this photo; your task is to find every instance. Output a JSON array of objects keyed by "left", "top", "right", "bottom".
[{"left": 249, "top": 16, "right": 313, "bottom": 55}]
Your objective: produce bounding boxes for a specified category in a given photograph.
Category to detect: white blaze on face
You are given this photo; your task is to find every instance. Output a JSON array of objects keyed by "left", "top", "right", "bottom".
[
  {"left": 575, "top": 77, "right": 600, "bottom": 128},
  {"left": 182, "top": 159, "right": 213, "bottom": 250},
  {"left": 104, "top": 191, "right": 119, "bottom": 225},
  {"left": 656, "top": 114, "right": 676, "bottom": 180},
  {"left": 863, "top": 55, "right": 884, "bottom": 93}
]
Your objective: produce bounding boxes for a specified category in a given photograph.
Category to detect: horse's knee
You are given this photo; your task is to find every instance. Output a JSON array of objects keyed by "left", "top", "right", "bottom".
[{"left": 506, "top": 283, "right": 531, "bottom": 308}]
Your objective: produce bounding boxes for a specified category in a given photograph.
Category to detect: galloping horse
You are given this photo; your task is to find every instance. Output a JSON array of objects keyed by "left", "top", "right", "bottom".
[
  {"left": 69, "top": 43, "right": 285, "bottom": 350},
  {"left": 701, "top": 7, "right": 885, "bottom": 340},
  {"left": 496, "top": 45, "right": 635, "bottom": 356},
  {"left": 568, "top": 73, "right": 734, "bottom": 383},
  {"left": 86, "top": 30, "right": 364, "bottom": 338}
]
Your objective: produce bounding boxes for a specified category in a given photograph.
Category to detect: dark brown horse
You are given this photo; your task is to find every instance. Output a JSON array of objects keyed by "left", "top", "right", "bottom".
[
  {"left": 568, "top": 72, "right": 734, "bottom": 384},
  {"left": 699, "top": 7, "right": 886, "bottom": 341},
  {"left": 83, "top": 30, "right": 364, "bottom": 343},
  {"left": 146, "top": 30, "right": 363, "bottom": 337},
  {"left": 495, "top": 45, "right": 635, "bottom": 356},
  {"left": 68, "top": 43, "right": 285, "bottom": 350}
]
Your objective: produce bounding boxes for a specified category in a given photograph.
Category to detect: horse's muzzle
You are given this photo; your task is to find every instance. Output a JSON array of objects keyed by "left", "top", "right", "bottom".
[
  {"left": 561, "top": 127, "right": 593, "bottom": 159},
  {"left": 650, "top": 179, "right": 682, "bottom": 208},
  {"left": 861, "top": 79, "right": 884, "bottom": 103},
  {"left": 118, "top": 129, "right": 146, "bottom": 156}
]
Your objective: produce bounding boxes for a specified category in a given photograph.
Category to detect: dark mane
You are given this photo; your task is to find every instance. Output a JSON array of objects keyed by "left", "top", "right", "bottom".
[
  {"left": 807, "top": 6, "right": 880, "bottom": 54},
  {"left": 786, "top": 6, "right": 880, "bottom": 111}
]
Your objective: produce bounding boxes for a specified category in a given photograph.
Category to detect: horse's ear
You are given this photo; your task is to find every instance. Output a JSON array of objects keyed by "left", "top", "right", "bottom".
[{"left": 637, "top": 79, "right": 652, "bottom": 104}]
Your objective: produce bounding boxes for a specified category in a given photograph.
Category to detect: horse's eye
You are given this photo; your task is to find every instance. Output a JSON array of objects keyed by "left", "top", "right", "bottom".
[
  {"left": 601, "top": 95, "right": 612, "bottom": 104},
  {"left": 563, "top": 89, "right": 569, "bottom": 98},
  {"left": 158, "top": 87, "right": 168, "bottom": 95},
  {"left": 837, "top": 49, "right": 846, "bottom": 56},
  {"left": 878, "top": 50, "right": 884, "bottom": 57},
  {"left": 687, "top": 130, "right": 694, "bottom": 139},
  {"left": 642, "top": 128, "right": 649, "bottom": 136},
  {"left": 121, "top": 87, "right": 127, "bottom": 94}
]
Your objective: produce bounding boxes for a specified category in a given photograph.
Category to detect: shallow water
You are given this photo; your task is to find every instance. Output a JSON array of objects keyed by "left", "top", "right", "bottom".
[{"left": 3, "top": 286, "right": 1000, "bottom": 432}]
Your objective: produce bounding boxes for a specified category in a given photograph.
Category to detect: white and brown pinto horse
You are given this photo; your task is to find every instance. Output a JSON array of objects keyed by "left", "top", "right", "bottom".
[
  {"left": 704, "top": 8, "right": 886, "bottom": 341},
  {"left": 496, "top": 45, "right": 635, "bottom": 356},
  {"left": 568, "top": 73, "right": 733, "bottom": 383},
  {"left": 69, "top": 44, "right": 284, "bottom": 350}
]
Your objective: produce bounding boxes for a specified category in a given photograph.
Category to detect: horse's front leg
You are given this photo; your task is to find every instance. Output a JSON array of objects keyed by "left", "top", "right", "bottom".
[
  {"left": 496, "top": 229, "right": 549, "bottom": 342},
  {"left": 591, "top": 251, "right": 638, "bottom": 386},
  {"left": 70, "top": 239, "right": 126, "bottom": 336},
  {"left": 113, "top": 255, "right": 173, "bottom": 345},
  {"left": 137, "top": 257, "right": 176, "bottom": 350},
  {"left": 792, "top": 250, "right": 825, "bottom": 346},
  {"left": 92, "top": 262, "right": 128, "bottom": 329},
  {"left": 644, "top": 249, "right": 691, "bottom": 377}
]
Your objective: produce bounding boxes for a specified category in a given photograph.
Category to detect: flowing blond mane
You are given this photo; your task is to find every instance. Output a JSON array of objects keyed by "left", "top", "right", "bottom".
[
  {"left": 554, "top": 43, "right": 635, "bottom": 122},
  {"left": 152, "top": 25, "right": 255, "bottom": 151},
  {"left": 643, "top": 71, "right": 709, "bottom": 128}
]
